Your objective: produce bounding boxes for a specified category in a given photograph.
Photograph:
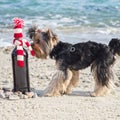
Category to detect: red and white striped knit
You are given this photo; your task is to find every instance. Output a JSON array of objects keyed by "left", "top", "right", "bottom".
[{"left": 13, "top": 17, "right": 35, "bottom": 67}]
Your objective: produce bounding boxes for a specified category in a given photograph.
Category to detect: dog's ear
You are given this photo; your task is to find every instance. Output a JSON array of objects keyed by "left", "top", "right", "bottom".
[
  {"left": 46, "top": 29, "right": 53, "bottom": 38},
  {"left": 37, "top": 29, "right": 41, "bottom": 33},
  {"left": 27, "top": 26, "right": 38, "bottom": 39},
  {"left": 46, "top": 29, "right": 59, "bottom": 44}
]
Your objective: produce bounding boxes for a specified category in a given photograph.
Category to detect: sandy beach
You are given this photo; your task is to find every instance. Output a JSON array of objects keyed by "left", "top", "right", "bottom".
[{"left": 0, "top": 46, "right": 120, "bottom": 120}]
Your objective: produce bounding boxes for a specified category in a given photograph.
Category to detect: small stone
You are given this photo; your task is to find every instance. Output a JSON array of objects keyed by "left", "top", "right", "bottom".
[
  {"left": 5, "top": 92, "right": 13, "bottom": 98},
  {"left": 25, "top": 92, "right": 34, "bottom": 98},
  {"left": 3, "top": 47, "right": 11, "bottom": 54},
  {"left": 2, "top": 80, "right": 9, "bottom": 84},
  {"left": 3, "top": 87, "right": 12, "bottom": 92},
  {"left": 32, "top": 93, "right": 38, "bottom": 98},
  {"left": 19, "top": 94, "right": 24, "bottom": 99},
  {"left": 23, "top": 95, "right": 28, "bottom": 99},
  {"left": 0, "top": 89, "right": 4, "bottom": 93},
  {"left": 0, "top": 92, "right": 6, "bottom": 99},
  {"left": 9, "top": 94, "right": 20, "bottom": 100},
  {"left": 115, "top": 83, "right": 120, "bottom": 87},
  {"left": 14, "top": 91, "right": 22, "bottom": 96}
]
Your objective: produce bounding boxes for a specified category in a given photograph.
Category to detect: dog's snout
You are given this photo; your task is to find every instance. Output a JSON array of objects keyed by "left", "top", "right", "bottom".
[{"left": 31, "top": 42, "right": 34, "bottom": 47}]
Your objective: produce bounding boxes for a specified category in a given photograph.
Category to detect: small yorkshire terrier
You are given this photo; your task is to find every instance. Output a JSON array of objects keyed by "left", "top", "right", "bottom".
[
  {"left": 27, "top": 26, "right": 78, "bottom": 96},
  {"left": 45, "top": 38, "right": 120, "bottom": 97},
  {"left": 27, "top": 26, "right": 120, "bottom": 97}
]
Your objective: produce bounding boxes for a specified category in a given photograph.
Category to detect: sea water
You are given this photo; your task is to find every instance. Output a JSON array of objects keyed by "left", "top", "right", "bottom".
[{"left": 0, "top": 0, "right": 120, "bottom": 46}]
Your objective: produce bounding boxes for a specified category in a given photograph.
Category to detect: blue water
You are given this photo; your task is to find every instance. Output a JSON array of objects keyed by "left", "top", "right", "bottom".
[{"left": 0, "top": 0, "right": 120, "bottom": 46}]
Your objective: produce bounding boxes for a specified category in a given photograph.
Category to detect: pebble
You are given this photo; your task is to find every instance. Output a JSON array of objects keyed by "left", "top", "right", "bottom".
[
  {"left": 0, "top": 91, "right": 6, "bottom": 99},
  {"left": 23, "top": 95, "right": 29, "bottom": 99},
  {"left": 25, "top": 92, "right": 35, "bottom": 98},
  {"left": 5, "top": 92, "right": 13, "bottom": 98},
  {"left": 115, "top": 82, "right": 120, "bottom": 87},
  {"left": 9, "top": 94, "right": 20, "bottom": 100},
  {"left": 2, "top": 87, "right": 12, "bottom": 92},
  {"left": 3, "top": 47, "right": 12, "bottom": 54},
  {"left": 14, "top": 91, "right": 22, "bottom": 96},
  {"left": 19, "top": 94, "right": 24, "bottom": 99},
  {"left": 32, "top": 93, "right": 38, "bottom": 98},
  {"left": 0, "top": 87, "right": 37, "bottom": 100},
  {"left": 0, "top": 89, "right": 4, "bottom": 93}
]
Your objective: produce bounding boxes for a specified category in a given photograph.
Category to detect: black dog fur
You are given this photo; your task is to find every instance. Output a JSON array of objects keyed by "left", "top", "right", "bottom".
[{"left": 50, "top": 38, "right": 120, "bottom": 89}]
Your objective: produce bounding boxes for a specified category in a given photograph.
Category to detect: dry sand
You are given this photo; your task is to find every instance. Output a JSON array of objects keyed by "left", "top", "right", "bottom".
[{"left": 0, "top": 46, "right": 120, "bottom": 120}]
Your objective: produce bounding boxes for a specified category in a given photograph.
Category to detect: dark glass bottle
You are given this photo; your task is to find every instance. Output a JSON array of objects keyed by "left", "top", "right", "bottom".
[{"left": 12, "top": 47, "right": 30, "bottom": 94}]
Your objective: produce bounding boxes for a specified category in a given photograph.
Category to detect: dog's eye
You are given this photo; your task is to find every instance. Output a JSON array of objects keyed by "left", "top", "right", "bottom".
[{"left": 35, "top": 40, "right": 40, "bottom": 44}]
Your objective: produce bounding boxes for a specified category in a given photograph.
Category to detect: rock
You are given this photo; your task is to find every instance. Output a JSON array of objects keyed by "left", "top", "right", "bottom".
[
  {"left": 25, "top": 92, "right": 35, "bottom": 98},
  {"left": 0, "top": 89, "right": 4, "bottom": 93},
  {"left": 3, "top": 47, "right": 11, "bottom": 54},
  {"left": 0, "top": 88, "right": 37, "bottom": 99},
  {"left": 115, "top": 82, "right": 120, "bottom": 87},
  {"left": 14, "top": 91, "right": 22, "bottom": 96},
  {"left": 9, "top": 94, "right": 20, "bottom": 100},
  {"left": 19, "top": 94, "right": 24, "bottom": 99},
  {"left": 23, "top": 95, "right": 28, "bottom": 99},
  {"left": 32, "top": 93, "right": 38, "bottom": 98},
  {"left": 2, "top": 87, "right": 12, "bottom": 92},
  {"left": 0, "top": 92, "right": 6, "bottom": 99},
  {"left": 5, "top": 92, "right": 13, "bottom": 98},
  {"left": 2, "top": 80, "right": 9, "bottom": 84}
]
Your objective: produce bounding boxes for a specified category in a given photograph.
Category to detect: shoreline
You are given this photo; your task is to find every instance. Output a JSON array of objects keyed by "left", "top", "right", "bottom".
[{"left": 1, "top": 27, "right": 120, "bottom": 47}]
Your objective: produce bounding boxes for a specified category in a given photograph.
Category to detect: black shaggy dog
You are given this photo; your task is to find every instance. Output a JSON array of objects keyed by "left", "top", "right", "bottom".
[{"left": 45, "top": 38, "right": 120, "bottom": 97}]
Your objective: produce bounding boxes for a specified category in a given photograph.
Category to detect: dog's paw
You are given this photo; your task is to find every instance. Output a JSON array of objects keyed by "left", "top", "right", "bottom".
[
  {"left": 64, "top": 89, "right": 72, "bottom": 95},
  {"left": 90, "top": 92, "right": 107, "bottom": 97},
  {"left": 90, "top": 92, "right": 96, "bottom": 97},
  {"left": 44, "top": 92, "right": 62, "bottom": 97},
  {"left": 44, "top": 93, "right": 52, "bottom": 97}
]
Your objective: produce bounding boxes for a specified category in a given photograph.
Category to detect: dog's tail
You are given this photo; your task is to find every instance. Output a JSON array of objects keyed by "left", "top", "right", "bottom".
[
  {"left": 91, "top": 61, "right": 113, "bottom": 87},
  {"left": 91, "top": 45, "right": 115, "bottom": 88},
  {"left": 108, "top": 38, "right": 120, "bottom": 56}
]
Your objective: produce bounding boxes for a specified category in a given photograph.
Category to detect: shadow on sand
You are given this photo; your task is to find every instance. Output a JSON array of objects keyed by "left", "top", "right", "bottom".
[
  {"left": 32, "top": 88, "right": 91, "bottom": 97},
  {"left": 68, "top": 90, "right": 91, "bottom": 97}
]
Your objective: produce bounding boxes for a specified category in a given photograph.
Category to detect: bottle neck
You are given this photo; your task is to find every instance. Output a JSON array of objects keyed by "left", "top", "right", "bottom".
[{"left": 12, "top": 47, "right": 28, "bottom": 57}]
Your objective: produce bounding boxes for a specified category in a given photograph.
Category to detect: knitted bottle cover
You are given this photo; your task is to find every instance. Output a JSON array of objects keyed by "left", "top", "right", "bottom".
[{"left": 13, "top": 17, "right": 35, "bottom": 67}]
